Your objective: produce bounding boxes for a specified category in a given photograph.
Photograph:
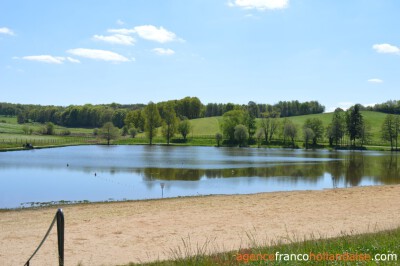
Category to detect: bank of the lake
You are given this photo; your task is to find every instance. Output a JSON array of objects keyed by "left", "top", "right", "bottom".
[{"left": 1, "top": 185, "right": 399, "bottom": 265}]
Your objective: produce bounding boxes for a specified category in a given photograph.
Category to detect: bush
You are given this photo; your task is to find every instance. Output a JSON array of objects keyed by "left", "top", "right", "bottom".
[
  {"left": 60, "top": 129, "right": 71, "bottom": 136},
  {"left": 129, "top": 127, "right": 138, "bottom": 138}
]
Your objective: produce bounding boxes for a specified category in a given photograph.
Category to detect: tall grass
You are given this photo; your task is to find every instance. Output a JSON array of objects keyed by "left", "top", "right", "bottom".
[{"left": 122, "top": 227, "right": 400, "bottom": 265}]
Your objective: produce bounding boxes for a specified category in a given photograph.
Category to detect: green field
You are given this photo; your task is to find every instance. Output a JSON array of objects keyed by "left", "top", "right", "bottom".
[{"left": 0, "top": 111, "right": 394, "bottom": 150}]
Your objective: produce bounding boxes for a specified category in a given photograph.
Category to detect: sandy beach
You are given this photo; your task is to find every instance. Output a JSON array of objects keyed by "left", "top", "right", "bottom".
[{"left": 1, "top": 185, "right": 400, "bottom": 266}]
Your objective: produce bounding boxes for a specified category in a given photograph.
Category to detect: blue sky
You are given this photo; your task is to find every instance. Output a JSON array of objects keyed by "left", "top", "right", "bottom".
[{"left": 1, "top": 0, "right": 399, "bottom": 112}]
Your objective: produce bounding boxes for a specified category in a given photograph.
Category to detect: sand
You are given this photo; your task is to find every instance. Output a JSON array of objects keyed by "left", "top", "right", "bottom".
[{"left": 1, "top": 185, "right": 400, "bottom": 266}]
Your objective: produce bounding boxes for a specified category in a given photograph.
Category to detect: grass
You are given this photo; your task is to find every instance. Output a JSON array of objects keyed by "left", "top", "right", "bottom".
[
  {"left": 122, "top": 227, "right": 400, "bottom": 265},
  {"left": 0, "top": 111, "right": 395, "bottom": 150}
]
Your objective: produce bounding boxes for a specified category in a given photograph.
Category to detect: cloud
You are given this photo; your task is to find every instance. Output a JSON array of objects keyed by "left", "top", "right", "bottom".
[
  {"left": 116, "top": 19, "right": 125, "bottom": 26},
  {"left": 134, "top": 25, "right": 180, "bottom": 43},
  {"left": 67, "top": 48, "right": 131, "bottom": 62},
  {"left": 372, "top": 43, "right": 400, "bottom": 55},
  {"left": 229, "top": 0, "right": 289, "bottom": 10},
  {"left": 153, "top": 48, "right": 175, "bottom": 55},
  {"left": 21, "top": 55, "right": 80, "bottom": 64},
  {"left": 108, "top": 28, "right": 136, "bottom": 35},
  {"left": 108, "top": 25, "right": 182, "bottom": 43},
  {"left": 367, "top": 78, "right": 383, "bottom": 83},
  {"left": 93, "top": 34, "right": 135, "bottom": 46},
  {"left": 0, "top": 27, "right": 14, "bottom": 35}
]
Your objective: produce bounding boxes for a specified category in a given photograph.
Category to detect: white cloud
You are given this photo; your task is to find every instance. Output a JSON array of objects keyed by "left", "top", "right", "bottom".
[
  {"left": 66, "top": 57, "right": 81, "bottom": 63},
  {"left": 108, "top": 28, "right": 136, "bottom": 35},
  {"left": 0, "top": 27, "right": 14, "bottom": 35},
  {"left": 229, "top": 0, "right": 289, "bottom": 10},
  {"left": 367, "top": 78, "right": 383, "bottom": 83},
  {"left": 153, "top": 48, "right": 175, "bottom": 55},
  {"left": 67, "top": 48, "right": 130, "bottom": 62},
  {"left": 134, "top": 25, "right": 179, "bottom": 43},
  {"left": 93, "top": 34, "right": 135, "bottom": 46},
  {"left": 21, "top": 55, "right": 80, "bottom": 64},
  {"left": 372, "top": 43, "right": 400, "bottom": 55},
  {"left": 117, "top": 19, "right": 125, "bottom": 26},
  {"left": 107, "top": 25, "right": 182, "bottom": 43}
]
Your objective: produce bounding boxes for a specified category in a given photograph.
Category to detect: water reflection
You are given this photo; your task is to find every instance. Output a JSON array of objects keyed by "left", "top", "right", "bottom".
[
  {"left": 0, "top": 146, "right": 399, "bottom": 208},
  {"left": 135, "top": 153, "right": 399, "bottom": 188}
]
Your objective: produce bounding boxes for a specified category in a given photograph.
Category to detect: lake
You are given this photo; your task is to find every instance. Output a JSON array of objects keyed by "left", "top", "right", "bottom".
[{"left": 0, "top": 145, "right": 399, "bottom": 208}]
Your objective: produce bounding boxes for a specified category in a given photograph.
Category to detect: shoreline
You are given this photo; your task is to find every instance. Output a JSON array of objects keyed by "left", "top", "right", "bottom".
[{"left": 1, "top": 185, "right": 399, "bottom": 265}]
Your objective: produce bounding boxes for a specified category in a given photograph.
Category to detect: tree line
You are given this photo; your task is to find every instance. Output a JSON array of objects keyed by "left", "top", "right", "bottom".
[
  {"left": 0, "top": 98, "right": 325, "bottom": 129},
  {"left": 221, "top": 103, "right": 399, "bottom": 150}
]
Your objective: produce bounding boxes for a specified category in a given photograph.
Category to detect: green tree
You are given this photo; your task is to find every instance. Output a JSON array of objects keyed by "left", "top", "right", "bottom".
[
  {"left": 283, "top": 120, "right": 297, "bottom": 148},
  {"left": 244, "top": 110, "right": 256, "bottom": 141},
  {"left": 125, "top": 109, "right": 145, "bottom": 132},
  {"left": 45, "top": 122, "right": 55, "bottom": 135},
  {"left": 382, "top": 114, "right": 397, "bottom": 150},
  {"left": 255, "top": 128, "right": 264, "bottom": 148},
  {"left": 303, "top": 118, "right": 324, "bottom": 145},
  {"left": 360, "top": 121, "right": 372, "bottom": 147},
  {"left": 161, "top": 103, "right": 178, "bottom": 145},
  {"left": 144, "top": 102, "right": 162, "bottom": 145},
  {"left": 100, "top": 122, "right": 119, "bottom": 145},
  {"left": 234, "top": 124, "right": 249, "bottom": 147},
  {"left": 346, "top": 104, "right": 364, "bottom": 146},
  {"left": 215, "top": 133, "right": 223, "bottom": 147},
  {"left": 221, "top": 109, "right": 245, "bottom": 141},
  {"left": 178, "top": 119, "right": 192, "bottom": 141},
  {"left": 328, "top": 108, "right": 346, "bottom": 147},
  {"left": 260, "top": 112, "right": 280, "bottom": 144},
  {"left": 129, "top": 127, "right": 137, "bottom": 138},
  {"left": 303, "top": 128, "right": 315, "bottom": 149}
]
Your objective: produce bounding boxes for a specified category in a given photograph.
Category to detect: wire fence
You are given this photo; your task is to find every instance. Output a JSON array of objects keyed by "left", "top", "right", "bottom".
[{"left": 24, "top": 209, "right": 64, "bottom": 266}]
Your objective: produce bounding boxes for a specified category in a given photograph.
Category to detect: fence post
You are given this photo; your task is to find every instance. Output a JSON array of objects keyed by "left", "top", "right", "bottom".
[{"left": 56, "top": 209, "right": 64, "bottom": 266}]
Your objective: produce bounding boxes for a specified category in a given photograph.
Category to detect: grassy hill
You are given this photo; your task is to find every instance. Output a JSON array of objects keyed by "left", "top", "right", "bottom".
[
  {"left": 0, "top": 111, "right": 393, "bottom": 148},
  {"left": 188, "top": 111, "right": 389, "bottom": 145}
]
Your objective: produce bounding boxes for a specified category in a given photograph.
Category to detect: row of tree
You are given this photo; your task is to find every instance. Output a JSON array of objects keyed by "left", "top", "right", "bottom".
[
  {"left": 204, "top": 100, "right": 325, "bottom": 118},
  {"left": 0, "top": 98, "right": 325, "bottom": 129},
  {"left": 219, "top": 104, "right": 397, "bottom": 149}
]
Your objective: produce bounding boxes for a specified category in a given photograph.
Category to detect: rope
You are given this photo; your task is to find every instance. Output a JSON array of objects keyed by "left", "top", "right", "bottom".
[{"left": 24, "top": 211, "right": 58, "bottom": 266}]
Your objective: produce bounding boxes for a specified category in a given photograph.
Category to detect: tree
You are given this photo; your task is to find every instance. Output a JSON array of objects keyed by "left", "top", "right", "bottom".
[
  {"left": 303, "top": 118, "right": 324, "bottom": 145},
  {"left": 283, "top": 120, "right": 297, "bottom": 148},
  {"left": 329, "top": 108, "right": 346, "bottom": 147},
  {"left": 234, "top": 124, "right": 249, "bottom": 147},
  {"left": 244, "top": 110, "right": 256, "bottom": 141},
  {"left": 100, "top": 122, "right": 119, "bottom": 145},
  {"left": 346, "top": 104, "right": 364, "bottom": 146},
  {"left": 360, "top": 121, "right": 372, "bottom": 147},
  {"left": 45, "top": 122, "right": 55, "bottom": 135},
  {"left": 382, "top": 114, "right": 397, "bottom": 150},
  {"left": 178, "top": 119, "right": 192, "bottom": 141},
  {"left": 259, "top": 112, "right": 280, "bottom": 144},
  {"left": 215, "top": 133, "right": 223, "bottom": 147},
  {"left": 221, "top": 109, "right": 245, "bottom": 141},
  {"left": 129, "top": 127, "right": 138, "bottom": 138},
  {"left": 125, "top": 109, "right": 145, "bottom": 132},
  {"left": 303, "top": 128, "right": 315, "bottom": 149},
  {"left": 161, "top": 103, "right": 178, "bottom": 145},
  {"left": 255, "top": 129, "right": 264, "bottom": 148},
  {"left": 143, "top": 102, "right": 162, "bottom": 145}
]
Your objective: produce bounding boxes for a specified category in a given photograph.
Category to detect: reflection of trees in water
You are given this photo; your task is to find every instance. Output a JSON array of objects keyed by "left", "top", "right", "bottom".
[
  {"left": 379, "top": 154, "right": 400, "bottom": 184},
  {"left": 326, "top": 160, "right": 344, "bottom": 188},
  {"left": 139, "top": 163, "right": 325, "bottom": 183},
  {"left": 324, "top": 152, "right": 400, "bottom": 187},
  {"left": 344, "top": 153, "right": 364, "bottom": 187}
]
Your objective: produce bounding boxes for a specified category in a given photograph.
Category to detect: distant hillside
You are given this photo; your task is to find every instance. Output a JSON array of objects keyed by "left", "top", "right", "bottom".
[{"left": 187, "top": 111, "right": 389, "bottom": 145}]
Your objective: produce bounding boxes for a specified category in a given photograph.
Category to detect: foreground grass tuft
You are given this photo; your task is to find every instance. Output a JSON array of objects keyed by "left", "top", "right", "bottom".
[{"left": 122, "top": 227, "right": 400, "bottom": 265}]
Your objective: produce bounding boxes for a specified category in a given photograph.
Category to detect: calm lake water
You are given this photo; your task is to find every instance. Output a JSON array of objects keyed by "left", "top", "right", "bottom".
[{"left": 0, "top": 145, "right": 399, "bottom": 208}]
